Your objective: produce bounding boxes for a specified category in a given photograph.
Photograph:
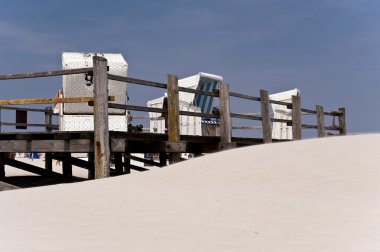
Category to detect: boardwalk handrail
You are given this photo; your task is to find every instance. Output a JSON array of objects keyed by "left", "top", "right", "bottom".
[
  {"left": 0, "top": 61, "right": 347, "bottom": 181},
  {"left": 0, "top": 67, "right": 92, "bottom": 80}
]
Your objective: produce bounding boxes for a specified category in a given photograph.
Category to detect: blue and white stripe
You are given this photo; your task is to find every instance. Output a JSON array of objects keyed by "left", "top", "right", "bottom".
[{"left": 193, "top": 78, "right": 219, "bottom": 114}]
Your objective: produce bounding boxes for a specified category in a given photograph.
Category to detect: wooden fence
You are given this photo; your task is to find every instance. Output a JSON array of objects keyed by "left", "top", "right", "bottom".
[{"left": 0, "top": 56, "right": 346, "bottom": 179}]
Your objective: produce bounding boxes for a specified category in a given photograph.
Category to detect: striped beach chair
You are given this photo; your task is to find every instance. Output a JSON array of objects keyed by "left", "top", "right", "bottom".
[{"left": 178, "top": 72, "right": 223, "bottom": 119}]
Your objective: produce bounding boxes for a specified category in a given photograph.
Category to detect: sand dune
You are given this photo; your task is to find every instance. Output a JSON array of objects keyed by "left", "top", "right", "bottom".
[{"left": 0, "top": 134, "right": 380, "bottom": 251}]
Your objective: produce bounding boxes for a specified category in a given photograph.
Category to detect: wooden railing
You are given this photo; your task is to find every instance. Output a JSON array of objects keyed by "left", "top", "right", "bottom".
[{"left": 0, "top": 56, "right": 346, "bottom": 179}]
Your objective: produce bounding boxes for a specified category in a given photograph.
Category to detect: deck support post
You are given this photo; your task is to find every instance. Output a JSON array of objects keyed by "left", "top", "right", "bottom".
[
  {"left": 44, "top": 106, "right": 53, "bottom": 172},
  {"left": 167, "top": 74, "right": 181, "bottom": 164},
  {"left": 291, "top": 95, "right": 302, "bottom": 140},
  {"left": 93, "top": 56, "right": 110, "bottom": 179},
  {"left": 219, "top": 82, "right": 233, "bottom": 150},
  {"left": 338, "top": 107, "right": 346, "bottom": 135},
  {"left": 316, "top": 105, "right": 325, "bottom": 138},
  {"left": 260, "top": 89, "right": 272, "bottom": 143}
]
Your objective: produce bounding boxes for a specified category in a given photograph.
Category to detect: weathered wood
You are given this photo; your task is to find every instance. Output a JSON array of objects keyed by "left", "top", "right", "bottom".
[
  {"left": 62, "top": 153, "right": 73, "bottom": 177},
  {"left": 45, "top": 107, "right": 53, "bottom": 172},
  {"left": 0, "top": 181, "right": 19, "bottom": 191},
  {"left": 260, "top": 89, "right": 272, "bottom": 143},
  {"left": 291, "top": 95, "right": 302, "bottom": 140},
  {"left": 0, "top": 160, "right": 5, "bottom": 180},
  {"left": 93, "top": 56, "right": 110, "bottom": 179},
  {"left": 0, "top": 139, "right": 92, "bottom": 152},
  {"left": 0, "top": 105, "right": 55, "bottom": 113},
  {"left": 229, "top": 91, "right": 260, "bottom": 101},
  {"left": 51, "top": 153, "right": 90, "bottom": 169},
  {"left": 111, "top": 139, "right": 187, "bottom": 153},
  {"left": 124, "top": 154, "right": 165, "bottom": 168},
  {"left": 124, "top": 152, "right": 131, "bottom": 174},
  {"left": 88, "top": 153, "right": 95, "bottom": 179},
  {"left": 167, "top": 74, "right": 181, "bottom": 164},
  {"left": 114, "top": 153, "right": 123, "bottom": 174},
  {"left": 0, "top": 67, "right": 92, "bottom": 80},
  {"left": 0, "top": 96, "right": 114, "bottom": 106},
  {"left": 106, "top": 103, "right": 166, "bottom": 114},
  {"left": 338, "top": 107, "right": 346, "bottom": 135},
  {"left": 316, "top": 105, "right": 325, "bottom": 138},
  {"left": 108, "top": 74, "right": 167, "bottom": 89},
  {"left": 0, "top": 156, "right": 63, "bottom": 178},
  {"left": 219, "top": 82, "right": 232, "bottom": 143},
  {"left": 159, "top": 153, "right": 167, "bottom": 167}
]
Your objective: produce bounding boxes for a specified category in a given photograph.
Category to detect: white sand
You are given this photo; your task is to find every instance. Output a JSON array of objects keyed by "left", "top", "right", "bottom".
[{"left": 0, "top": 134, "right": 380, "bottom": 251}]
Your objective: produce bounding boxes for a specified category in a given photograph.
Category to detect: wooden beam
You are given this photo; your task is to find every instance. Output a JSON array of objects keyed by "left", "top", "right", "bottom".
[
  {"left": 0, "top": 139, "right": 92, "bottom": 153},
  {"left": 114, "top": 153, "right": 123, "bottom": 174},
  {"left": 62, "top": 153, "right": 73, "bottom": 177},
  {"left": 260, "top": 89, "right": 272, "bottom": 143},
  {"left": 291, "top": 95, "right": 302, "bottom": 140},
  {"left": 0, "top": 181, "right": 20, "bottom": 191},
  {"left": 93, "top": 56, "right": 110, "bottom": 179},
  {"left": 0, "top": 96, "right": 114, "bottom": 106},
  {"left": 167, "top": 74, "right": 181, "bottom": 164},
  {"left": 338, "top": 107, "right": 346, "bottom": 135},
  {"left": 219, "top": 82, "right": 232, "bottom": 144},
  {"left": 316, "top": 105, "right": 325, "bottom": 138},
  {"left": 0, "top": 67, "right": 92, "bottom": 80},
  {"left": 125, "top": 154, "right": 165, "bottom": 168},
  {"left": 0, "top": 156, "right": 63, "bottom": 178},
  {"left": 45, "top": 107, "right": 53, "bottom": 172}
]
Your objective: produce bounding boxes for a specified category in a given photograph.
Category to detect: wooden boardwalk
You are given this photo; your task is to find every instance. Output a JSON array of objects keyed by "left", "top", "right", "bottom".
[{"left": 0, "top": 56, "right": 346, "bottom": 189}]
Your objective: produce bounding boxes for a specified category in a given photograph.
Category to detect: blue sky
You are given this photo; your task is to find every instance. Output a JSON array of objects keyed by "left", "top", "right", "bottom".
[{"left": 0, "top": 0, "right": 379, "bottom": 135}]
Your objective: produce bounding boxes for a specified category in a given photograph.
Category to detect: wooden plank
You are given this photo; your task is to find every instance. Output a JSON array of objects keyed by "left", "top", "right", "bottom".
[
  {"left": 111, "top": 139, "right": 186, "bottom": 153},
  {"left": 229, "top": 91, "right": 260, "bottom": 101},
  {"left": 125, "top": 154, "right": 165, "bottom": 168},
  {"left": 338, "top": 107, "right": 346, "bottom": 135},
  {"left": 0, "top": 159, "right": 5, "bottom": 179},
  {"left": 45, "top": 107, "right": 53, "bottom": 172},
  {"left": 0, "top": 105, "right": 55, "bottom": 113},
  {"left": 219, "top": 82, "right": 232, "bottom": 143},
  {"left": 0, "top": 67, "right": 92, "bottom": 80},
  {"left": 260, "top": 89, "right": 272, "bottom": 143},
  {"left": 93, "top": 56, "right": 110, "bottom": 179},
  {"left": 0, "top": 156, "right": 63, "bottom": 178},
  {"left": 124, "top": 152, "right": 131, "bottom": 174},
  {"left": 230, "top": 113, "right": 262, "bottom": 121},
  {"left": 108, "top": 74, "right": 167, "bottom": 89},
  {"left": 51, "top": 153, "right": 90, "bottom": 169},
  {"left": 316, "top": 105, "right": 325, "bottom": 138},
  {"left": 114, "top": 153, "right": 123, "bottom": 174},
  {"left": 0, "top": 181, "right": 20, "bottom": 191},
  {"left": 0, "top": 139, "right": 92, "bottom": 152},
  {"left": 179, "top": 110, "right": 219, "bottom": 119},
  {"left": 106, "top": 103, "right": 166, "bottom": 114},
  {"left": 0, "top": 96, "right": 114, "bottom": 106},
  {"left": 291, "top": 95, "right": 302, "bottom": 140},
  {"left": 88, "top": 153, "right": 95, "bottom": 179},
  {"left": 167, "top": 74, "right": 181, "bottom": 164},
  {"left": 62, "top": 153, "right": 72, "bottom": 177}
]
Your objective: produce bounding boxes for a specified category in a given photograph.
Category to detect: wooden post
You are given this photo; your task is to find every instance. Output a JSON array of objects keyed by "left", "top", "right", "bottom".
[
  {"left": 219, "top": 82, "right": 232, "bottom": 148},
  {"left": 45, "top": 106, "right": 53, "bottom": 172},
  {"left": 62, "top": 153, "right": 72, "bottom": 177},
  {"left": 159, "top": 153, "right": 167, "bottom": 167},
  {"left": 316, "top": 105, "right": 325, "bottom": 138},
  {"left": 93, "top": 56, "right": 110, "bottom": 179},
  {"left": 124, "top": 152, "right": 131, "bottom": 174},
  {"left": 114, "top": 153, "right": 123, "bottom": 174},
  {"left": 291, "top": 95, "right": 302, "bottom": 140},
  {"left": 338, "top": 107, "right": 346, "bottom": 135},
  {"left": 260, "top": 89, "right": 272, "bottom": 143},
  {"left": 0, "top": 153, "right": 5, "bottom": 179},
  {"left": 88, "top": 153, "right": 95, "bottom": 179},
  {"left": 166, "top": 74, "right": 181, "bottom": 164}
]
